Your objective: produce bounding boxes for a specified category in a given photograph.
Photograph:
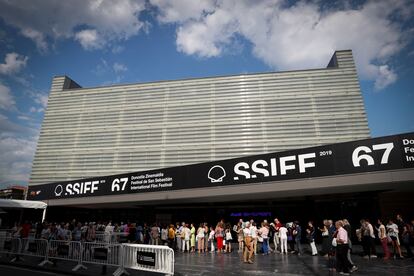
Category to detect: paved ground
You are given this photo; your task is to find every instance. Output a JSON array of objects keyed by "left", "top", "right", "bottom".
[
  {"left": 0, "top": 264, "right": 66, "bottom": 276},
  {"left": 174, "top": 250, "right": 414, "bottom": 275},
  {"left": 1, "top": 248, "right": 414, "bottom": 275}
]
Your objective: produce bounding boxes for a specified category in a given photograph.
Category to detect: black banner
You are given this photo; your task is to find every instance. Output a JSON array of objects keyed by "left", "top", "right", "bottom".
[
  {"left": 136, "top": 251, "right": 156, "bottom": 267},
  {"left": 28, "top": 132, "right": 414, "bottom": 201}
]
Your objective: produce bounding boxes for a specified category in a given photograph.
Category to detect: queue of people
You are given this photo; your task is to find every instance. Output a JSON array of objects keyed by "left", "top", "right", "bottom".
[{"left": 6, "top": 213, "right": 414, "bottom": 275}]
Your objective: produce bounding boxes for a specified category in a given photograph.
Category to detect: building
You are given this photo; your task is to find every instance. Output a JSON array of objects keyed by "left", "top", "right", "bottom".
[
  {"left": 28, "top": 50, "right": 413, "bottom": 223},
  {"left": 30, "top": 50, "right": 369, "bottom": 185},
  {"left": 0, "top": 186, "right": 26, "bottom": 200}
]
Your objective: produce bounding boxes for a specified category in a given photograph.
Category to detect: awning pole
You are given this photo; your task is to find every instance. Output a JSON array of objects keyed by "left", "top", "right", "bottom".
[{"left": 42, "top": 208, "right": 47, "bottom": 222}]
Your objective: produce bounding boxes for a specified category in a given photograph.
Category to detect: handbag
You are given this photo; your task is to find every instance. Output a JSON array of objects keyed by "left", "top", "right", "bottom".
[{"left": 331, "top": 238, "right": 337, "bottom": 247}]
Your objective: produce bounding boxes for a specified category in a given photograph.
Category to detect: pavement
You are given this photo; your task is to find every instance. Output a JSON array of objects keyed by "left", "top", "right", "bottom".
[
  {"left": 1, "top": 247, "right": 414, "bottom": 275},
  {"left": 0, "top": 264, "right": 67, "bottom": 276}
]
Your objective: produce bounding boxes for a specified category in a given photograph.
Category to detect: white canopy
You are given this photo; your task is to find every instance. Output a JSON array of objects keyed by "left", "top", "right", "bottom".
[{"left": 0, "top": 198, "right": 47, "bottom": 209}]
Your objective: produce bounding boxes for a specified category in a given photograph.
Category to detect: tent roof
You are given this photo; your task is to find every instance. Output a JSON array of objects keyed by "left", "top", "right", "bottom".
[{"left": 0, "top": 199, "right": 47, "bottom": 209}]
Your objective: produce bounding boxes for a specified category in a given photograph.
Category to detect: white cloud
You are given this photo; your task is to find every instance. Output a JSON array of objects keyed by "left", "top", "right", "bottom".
[
  {"left": 151, "top": 0, "right": 412, "bottom": 90},
  {"left": 0, "top": 0, "right": 147, "bottom": 51},
  {"left": 113, "top": 62, "right": 128, "bottom": 73},
  {"left": 0, "top": 52, "right": 28, "bottom": 75},
  {"left": 21, "top": 28, "right": 48, "bottom": 52},
  {"left": 34, "top": 93, "right": 48, "bottom": 110},
  {"left": 150, "top": 0, "right": 216, "bottom": 23},
  {"left": 0, "top": 113, "right": 40, "bottom": 187},
  {"left": 0, "top": 134, "right": 38, "bottom": 187},
  {"left": 0, "top": 82, "right": 15, "bottom": 110},
  {"left": 375, "top": 65, "right": 398, "bottom": 90},
  {"left": 75, "top": 29, "right": 103, "bottom": 50}
]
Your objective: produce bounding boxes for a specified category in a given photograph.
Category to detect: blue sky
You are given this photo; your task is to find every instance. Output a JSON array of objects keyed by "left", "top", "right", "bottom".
[{"left": 0, "top": 0, "right": 413, "bottom": 188}]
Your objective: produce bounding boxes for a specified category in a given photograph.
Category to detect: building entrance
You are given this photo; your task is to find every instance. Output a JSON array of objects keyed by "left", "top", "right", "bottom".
[{"left": 42, "top": 191, "right": 389, "bottom": 229}]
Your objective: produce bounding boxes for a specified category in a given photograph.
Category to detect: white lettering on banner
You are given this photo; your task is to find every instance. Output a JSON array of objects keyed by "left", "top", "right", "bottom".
[
  {"left": 298, "top": 153, "right": 316, "bottom": 173},
  {"left": 233, "top": 153, "right": 316, "bottom": 181},
  {"left": 65, "top": 180, "right": 100, "bottom": 196},
  {"left": 403, "top": 139, "right": 414, "bottom": 162},
  {"left": 130, "top": 172, "right": 173, "bottom": 191},
  {"left": 352, "top": 142, "right": 394, "bottom": 167},
  {"left": 111, "top": 177, "right": 129, "bottom": 192}
]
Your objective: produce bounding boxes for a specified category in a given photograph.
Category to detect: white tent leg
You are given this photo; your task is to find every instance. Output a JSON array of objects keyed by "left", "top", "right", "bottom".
[{"left": 42, "top": 208, "right": 47, "bottom": 222}]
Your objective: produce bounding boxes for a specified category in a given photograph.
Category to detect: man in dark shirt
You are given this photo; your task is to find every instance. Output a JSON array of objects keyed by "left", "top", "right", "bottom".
[{"left": 293, "top": 221, "right": 303, "bottom": 255}]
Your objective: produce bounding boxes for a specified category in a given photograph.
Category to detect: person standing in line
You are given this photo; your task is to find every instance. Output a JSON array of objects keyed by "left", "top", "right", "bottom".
[
  {"left": 335, "top": 220, "right": 353, "bottom": 275},
  {"left": 190, "top": 223, "right": 196, "bottom": 252},
  {"left": 197, "top": 223, "right": 205, "bottom": 253},
  {"left": 182, "top": 224, "right": 191, "bottom": 253},
  {"left": 366, "top": 219, "right": 377, "bottom": 258},
  {"left": 176, "top": 222, "right": 184, "bottom": 251},
  {"left": 86, "top": 223, "right": 96, "bottom": 242},
  {"left": 204, "top": 223, "right": 209, "bottom": 252},
  {"left": 41, "top": 223, "right": 51, "bottom": 240},
  {"left": 72, "top": 222, "right": 82, "bottom": 241},
  {"left": 342, "top": 219, "right": 357, "bottom": 271},
  {"left": 272, "top": 218, "right": 282, "bottom": 253},
  {"left": 242, "top": 221, "right": 254, "bottom": 264},
  {"left": 104, "top": 222, "right": 114, "bottom": 243},
  {"left": 402, "top": 224, "right": 413, "bottom": 258},
  {"left": 387, "top": 219, "right": 404, "bottom": 259},
  {"left": 251, "top": 221, "right": 258, "bottom": 255},
  {"left": 150, "top": 223, "right": 160, "bottom": 245},
  {"left": 215, "top": 222, "right": 224, "bottom": 253},
  {"left": 161, "top": 224, "right": 168, "bottom": 246},
  {"left": 136, "top": 224, "right": 144, "bottom": 244},
  {"left": 328, "top": 219, "right": 336, "bottom": 252},
  {"left": 208, "top": 226, "right": 215, "bottom": 252},
  {"left": 360, "top": 219, "right": 377, "bottom": 258},
  {"left": 396, "top": 214, "right": 405, "bottom": 240},
  {"left": 319, "top": 220, "right": 330, "bottom": 257},
  {"left": 168, "top": 224, "right": 176, "bottom": 250},
  {"left": 287, "top": 223, "right": 296, "bottom": 253},
  {"left": 143, "top": 223, "right": 150, "bottom": 244},
  {"left": 377, "top": 219, "right": 391, "bottom": 260},
  {"left": 235, "top": 221, "right": 244, "bottom": 252},
  {"left": 279, "top": 223, "right": 288, "bottom": 254},
  {"left": 225, "top": 224, "right": 233, "bottom": 253},
  {"left": 306, "top": 221, "right": 318, "bottom": 256},
  {"left": 293, "top": 221, "right": 303, "bottom": 255},
  {"left": 259, "top": 222, "right": 270, "bottom": 255}
]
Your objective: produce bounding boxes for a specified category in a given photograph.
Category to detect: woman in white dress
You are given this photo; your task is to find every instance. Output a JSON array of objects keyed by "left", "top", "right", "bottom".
[{"left": 279, "top": 223, "right": 288, "bottom": 254}]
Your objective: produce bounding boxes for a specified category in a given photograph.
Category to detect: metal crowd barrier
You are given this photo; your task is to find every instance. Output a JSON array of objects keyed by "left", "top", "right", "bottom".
[
  {"left": 0, "top": 237, "right": 20, "bottom": 258},
  {"left": 117, "top": 244, "right": 174, "bottom": 276},
  {"left": 39, "top": 240, "right": 84, "bottom": 271},
  {"left": 0, "top": 230, "right": 14, "bottom": 240},
  {"left": 0, "top": 238, "right": 174, "bottom": 276},
  {"left": 81, "top": 242, "right": 122, "bottom": 267},
  {"left": 19, "top": 238, "right": 47, "bottom": 259}
]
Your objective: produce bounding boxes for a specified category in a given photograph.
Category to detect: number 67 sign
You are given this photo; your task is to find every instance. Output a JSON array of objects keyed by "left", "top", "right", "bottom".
[{"left": 352, "top": 143, "right": 394, "bottom": 167}]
